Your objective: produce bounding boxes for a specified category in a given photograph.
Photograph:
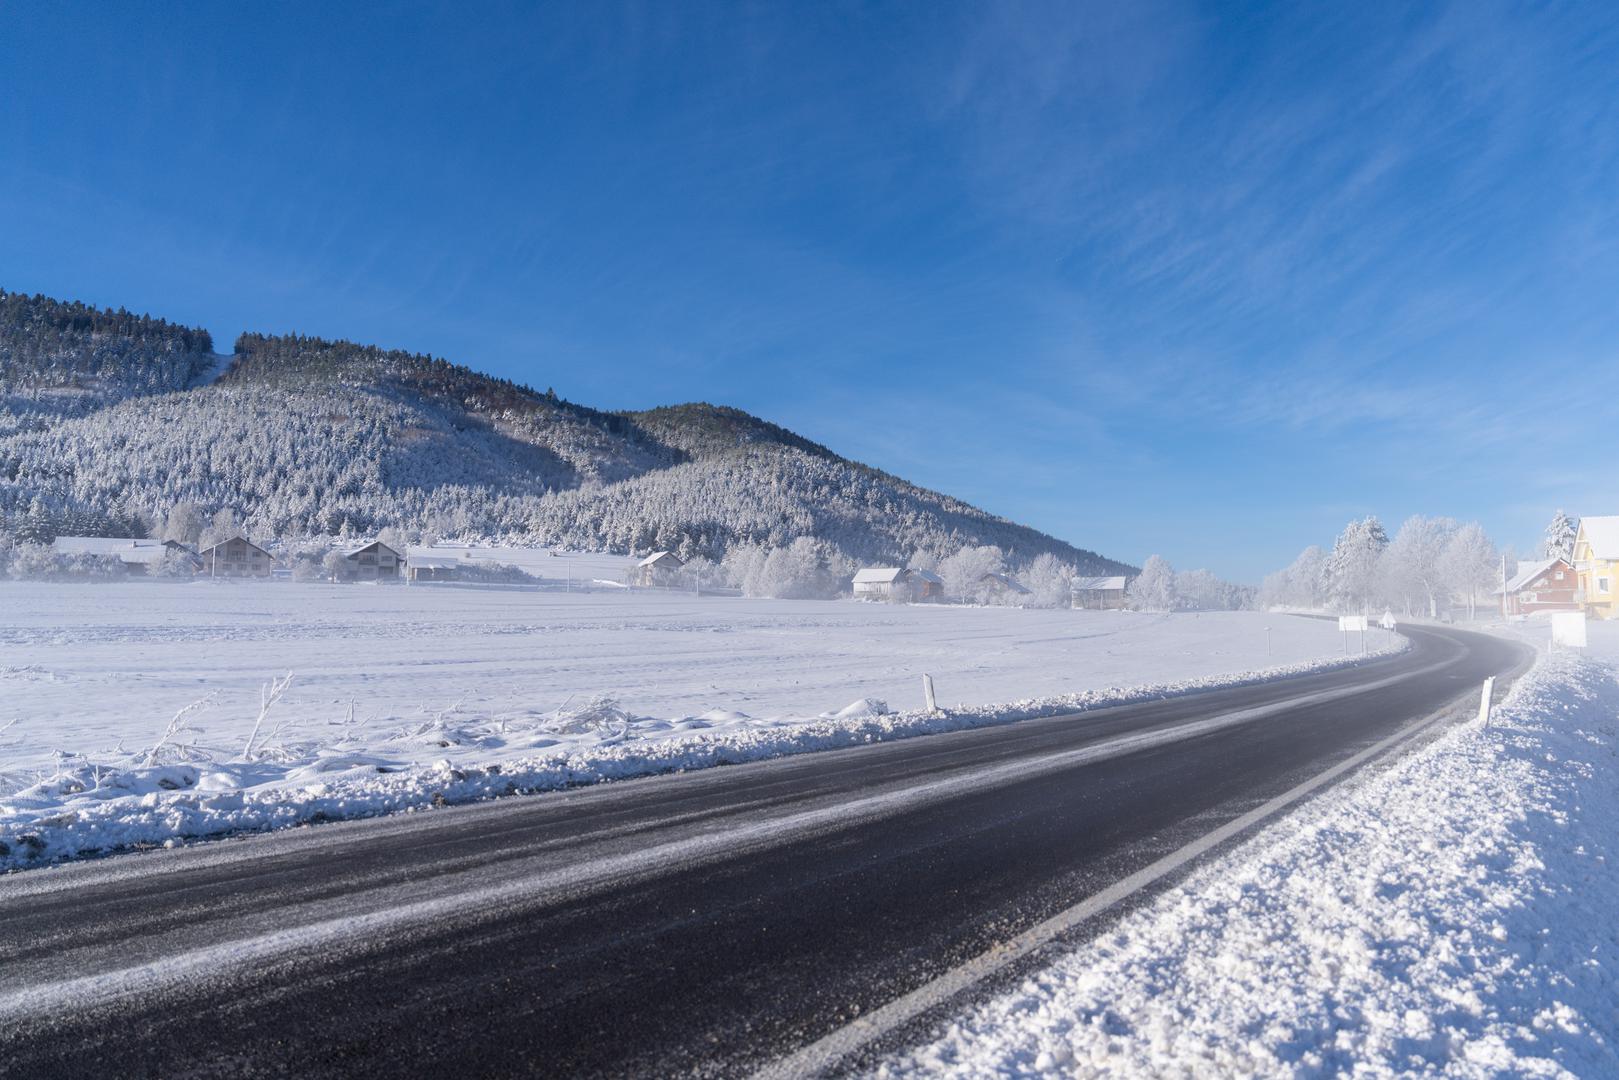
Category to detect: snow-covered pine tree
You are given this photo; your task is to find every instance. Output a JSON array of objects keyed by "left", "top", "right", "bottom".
[
  {"left": 1324, "top": 516, "right": 1389, "bottom": 614},
  {"left": 1542, "top": 510, "right": 1577, "bottom": 561}
]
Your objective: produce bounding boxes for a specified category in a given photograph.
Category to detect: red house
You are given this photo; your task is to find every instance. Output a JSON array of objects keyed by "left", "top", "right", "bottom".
[{"left": 1497, "top": 557, "right": 1580, "bottom": 617}]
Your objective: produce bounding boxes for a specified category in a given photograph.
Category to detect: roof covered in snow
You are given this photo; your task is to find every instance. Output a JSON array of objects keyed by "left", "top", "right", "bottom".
[
  {"left": 1578, "top": 516, "right": 1619, "bottom": 559},
  {"left": 1073, "top": 575, "right": 1129, "bottom": 592},
  {"left": 345, "top": 541, "right": 401, "bottom": 559},
  {"left": 637, "top": 551, "right": 683, "bottom": 568},
  {"left": 50, "top": 537, "right": 181, "bottom": 566},
  {"left": 980, "top": 572, "right": 1030, "bottom": 595},
  {"left": 910, "top": 569, "right": 943, "bottom": 585},
  {"left": 407, "top": 555, "right": 461, "bottom": 570},
  {"left": 853, "top": 567, "right": 907, "bottom": 584},
  {"left": 1496, "top": 559, "right": 1564, "bottom": 595}
]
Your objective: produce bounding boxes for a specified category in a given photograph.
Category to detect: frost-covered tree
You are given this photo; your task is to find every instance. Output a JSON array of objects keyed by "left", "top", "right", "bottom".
[
  {"left": 1258, "top": 545, "right": 1328, "bottom": 610},
  {"left": 1023, "top": 552, "right": 1074, "bottom": 608},
  {"left": 162, "top": 501, "right": 205, "bottom": 546},
  {"left": 938, "top": 545, "right": 1005, "bottom": 604},
  {"left": 1324, "top": 517, "right": 1388, "bottom": 614},
  {"left": 1381, "top": 516, "right": 1456, "bottom": 618},
  {"left": 1542, "top": 510, "right": 1577, "bottom": 561},
  {"left": 1128, "top": 555, "right": 1178, "bottom": 612},
  {"left": 1176, "top": 567, "right": 1246, "bottom": 611},
  {"left": 1441, "top": 522, "right": 1498, "bottom": 620}
]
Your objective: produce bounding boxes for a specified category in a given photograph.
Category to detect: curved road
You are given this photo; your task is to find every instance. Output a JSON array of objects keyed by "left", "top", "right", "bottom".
[{"left": 0, "top": 625, "right": 1530, "bottom": 1079}]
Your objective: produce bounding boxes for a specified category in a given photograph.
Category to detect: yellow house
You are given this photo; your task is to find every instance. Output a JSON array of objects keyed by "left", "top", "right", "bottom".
[{"left": 1572, "top": 516, "right": 1619, "bottom": 619}]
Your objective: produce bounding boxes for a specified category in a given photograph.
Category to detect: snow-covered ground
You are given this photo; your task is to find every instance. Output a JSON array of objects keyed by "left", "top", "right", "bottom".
[
  {"left": 0, "top": 581, "right": 1396, "bottom": 869},
  {"left": 876, "top": 628, "right": 1619, "bottom": 1078}
]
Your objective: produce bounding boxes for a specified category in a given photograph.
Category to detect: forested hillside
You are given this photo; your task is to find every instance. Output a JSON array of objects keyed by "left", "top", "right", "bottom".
[
  {"left": 0, "top": 290, "right": 216, "bottom": 430},
  {"left": 0, "top": 290, "right": 1131, "bottom": 574}
]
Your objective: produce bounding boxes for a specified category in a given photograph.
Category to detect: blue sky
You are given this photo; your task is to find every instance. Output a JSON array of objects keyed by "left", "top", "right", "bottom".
[{"left": 4, "top": 1, "right": 1618, "bottom": 580}]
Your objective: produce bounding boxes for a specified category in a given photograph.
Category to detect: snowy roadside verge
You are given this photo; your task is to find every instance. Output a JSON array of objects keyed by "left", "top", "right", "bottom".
[
  {"left": 0, "top": 638, "right": 1408, "bottom": 873},
  {"left": 876, "top": 650, "right": 1619, "bottom": 1078}
]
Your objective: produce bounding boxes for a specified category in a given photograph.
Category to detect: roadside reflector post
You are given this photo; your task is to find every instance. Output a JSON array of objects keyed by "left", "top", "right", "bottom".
[
  {"left": 1478, "top": 676, "right": 1496, "bottom": 726},
  {"left": 923, "top": 674, "right": 938, "bottom": 713}
]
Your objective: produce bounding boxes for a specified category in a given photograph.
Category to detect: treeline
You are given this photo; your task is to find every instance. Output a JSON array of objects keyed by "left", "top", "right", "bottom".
[
  {"left": 1258, "top": 513, "right": 1529, "bottom": 619},
  {"left": 0, "top": 289, "right": 215, "bottom": 423}
]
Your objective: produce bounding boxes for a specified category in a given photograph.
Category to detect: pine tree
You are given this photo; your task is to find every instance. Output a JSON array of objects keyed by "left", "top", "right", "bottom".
[{"left": 1542, "top": 510, "right": 1577, "bottom": 561}]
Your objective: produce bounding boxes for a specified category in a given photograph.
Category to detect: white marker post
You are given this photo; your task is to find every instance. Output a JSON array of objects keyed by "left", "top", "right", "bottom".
[
  {"left": 922, "top": 674, "right": 938, "bottom": 713},
  {"left": 1478, "top": 676, "right": 1496, "bottom": 726}
]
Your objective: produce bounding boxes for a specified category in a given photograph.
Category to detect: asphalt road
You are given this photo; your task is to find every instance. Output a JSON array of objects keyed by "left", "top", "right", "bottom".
[{"left": 0, "top": 624, "right": 1531, "bottom": 1079}]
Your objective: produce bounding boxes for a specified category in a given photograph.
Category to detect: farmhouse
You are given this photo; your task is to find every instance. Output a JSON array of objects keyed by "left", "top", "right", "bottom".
[
  {"left": 1071, "top": 575, "right": 1129, "bottom": 610},
  {"left": 197, "top": 536, "right": 275, "bottom": 578},
  {"left": 1572, "top": 516, "right": 1619, "bottom": 619},
  {"left": 852, "top": 567, "right": 945, "bottom": 603},
  {"left": 1495, "top": 557, "right": 1579, "bottom": 617},
  {"left": 344, "top": 541, "right": 402, "bottom": 581},
  {"left": 50, "top": 537, "right": 199, "bottom": 575},
  {"left": 634, "top": 551, "right": 684, "bottom": 587}
]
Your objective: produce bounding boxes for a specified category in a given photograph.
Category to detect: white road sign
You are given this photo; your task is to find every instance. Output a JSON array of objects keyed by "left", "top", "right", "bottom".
[{"left": 1338, "top": 615, "right": 1368, "bottom": 633}]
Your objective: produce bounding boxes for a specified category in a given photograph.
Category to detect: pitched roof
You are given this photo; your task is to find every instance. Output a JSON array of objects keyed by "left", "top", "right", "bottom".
[
  {"left": 853, "top": 567, "right": 907, "bottom": 584},
  {"left": 909, "top": 569, "right": 943, "bottom": 585},
  {"left": 1496, "top": 558, "right": 1560, "bottom": 595},
  {"left": 1579, "top": 516, "right": 1619, "bottom": 559},
  {"left": 637, "top": 551, "right": 683, "bottom": 567},
  {"left": 1073, "top": 575, "right": 1128, "bottom": 592},
  {"left": 345, "top": 541, "right": 401, "bottom": 559},
  {"left": 981, "top": 572, "right": 1030, "bottom": 595},
  {"left": 197, "top": 535, "right": 270, "bottom": 557},
  {"left": 408, "top": 555, "right": 461, "bottom": 570},
  {"left": 51, "top": 536, "right": 179, "bottom": 566}
]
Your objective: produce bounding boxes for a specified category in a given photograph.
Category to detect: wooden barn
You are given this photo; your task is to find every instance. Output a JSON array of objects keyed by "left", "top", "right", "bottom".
[
  {"left": 634, "top": 551, "right": 684, "bottom": 587},
  {"left": 1071, "top": 575, "right": 1130, "bottom": 610}
]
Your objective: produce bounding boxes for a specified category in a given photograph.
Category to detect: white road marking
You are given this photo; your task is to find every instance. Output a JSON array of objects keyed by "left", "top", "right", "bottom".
[
  {"left": 0, "top": 653, "right": 1455, "bottom": 1025},
  {"left": 751, "top": 687, "right": 1471, "bottom": 1080}
]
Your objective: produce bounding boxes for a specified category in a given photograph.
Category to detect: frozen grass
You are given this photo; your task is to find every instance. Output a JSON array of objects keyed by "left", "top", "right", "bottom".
[
  {"left": 0, "top": 582, "right": 1405, "bottom": 870},
  {"left": 875, "top": 646, "right": 1619, "bottom": 1078}
]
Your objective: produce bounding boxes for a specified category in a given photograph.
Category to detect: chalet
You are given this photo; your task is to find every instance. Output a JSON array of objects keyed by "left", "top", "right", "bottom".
[
  {"left": 1071, "top": 575, "right": 1129, "bottom": 610},
  {"left": 50, "top": 537, "right": 199, "bottom": 575},
  {"left": 634, "top": 551, "right": 684, "bottom": 587},
  {"left": 343, "top": 541, "right": 402, "bottom": 581},
  {"left": 852, "top": 567, "right": 946, "bottom": 603},
  {"left": 197, "top": 535, "right": 275, "bottom": 578},
  {"left": 1572, "top": 516, "right": 1619, "bottom": 619},
  {"left": 1495, "top": 557, "right": 1580, "bottom": 617}
]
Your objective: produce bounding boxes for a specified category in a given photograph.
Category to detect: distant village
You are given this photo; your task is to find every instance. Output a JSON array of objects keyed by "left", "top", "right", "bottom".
[
  {"left": 26, "top": 513, "right": 1619, "bottom": 621},
  {"left": 39, "top": 532, "right": 1137, "bottom": 610}
]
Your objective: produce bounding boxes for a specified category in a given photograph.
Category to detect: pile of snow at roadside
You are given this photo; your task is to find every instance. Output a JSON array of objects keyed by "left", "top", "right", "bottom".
[
  {"left": 0, "top": 639, "right": 1406, "bottom": 872},
  {"left": 875, "top": 650, "right": 1619, "bottom": 1079}
]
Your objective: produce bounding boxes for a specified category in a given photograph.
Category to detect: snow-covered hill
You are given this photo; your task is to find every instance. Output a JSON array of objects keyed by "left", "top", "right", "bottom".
[{"left": 0, "top": 289, "right": 1132, "bottom": 571}]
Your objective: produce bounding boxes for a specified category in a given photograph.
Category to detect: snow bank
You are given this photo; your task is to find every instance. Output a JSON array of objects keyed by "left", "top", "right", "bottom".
[
  {"left": 876, "top": 651, "right": 1619, "bottom": 1078},
  {"left": 0, "top": 639, "right": 1405, "bottom": 872}
]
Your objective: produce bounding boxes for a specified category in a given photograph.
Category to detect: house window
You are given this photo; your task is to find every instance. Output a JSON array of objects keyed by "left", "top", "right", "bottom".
[
  {"left": 1600, "top": 577, "right": 1612, "bottom": 595},
  {"left": 1522, "top": 593, "right": 1537, "bottom": 605},
  {"left": 1556, "top": 571, "right": 1565, "bottom": 580}
]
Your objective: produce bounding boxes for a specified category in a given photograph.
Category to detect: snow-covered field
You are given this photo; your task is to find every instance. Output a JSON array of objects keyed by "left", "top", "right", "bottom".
[
  {"left": 877, "top": 628, "right": 1619, "bottom": 1078},
  {"left": 0, "top": 581, "right": 1393, "bottom": 869}
]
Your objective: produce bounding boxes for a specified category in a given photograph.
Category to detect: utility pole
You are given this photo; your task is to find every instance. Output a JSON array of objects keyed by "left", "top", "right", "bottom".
[{"left": 1501, "top": 554, "right": 1509, "bottom": 619}]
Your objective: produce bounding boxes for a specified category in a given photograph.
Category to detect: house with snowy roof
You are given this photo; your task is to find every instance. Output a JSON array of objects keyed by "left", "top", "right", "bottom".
[
  {"left": 851, "top": 567, "right": 943, "bottom": 603},
  {"left": 1572, "top": 516, "right": 1619, "bottom": 619},
  {"left": 50, "top": 536, "right": 199, "bottom": 575},
  {"left": 343, "top": 540, "right": 402, "bottom": 581},
  {"left": 978, "top": 572, "right": 1031, "bottom": 603},
  {"left": 197, "top": 535, "right": 275, "bottom": 578},
  {"left": 634, "top": 551, "right": 684, "bottom": 587},
  {"left": 1071, "top": 575, "right": 1130, "bottom": 610},
  {"left": 1494, "top": 558, "right": 1579, "bottom": 617}
]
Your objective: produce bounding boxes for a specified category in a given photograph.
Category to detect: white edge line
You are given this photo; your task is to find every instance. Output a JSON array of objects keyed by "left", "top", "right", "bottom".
[{"left": 751, "top": 686, "right": 1476, "bottom": 1079}]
